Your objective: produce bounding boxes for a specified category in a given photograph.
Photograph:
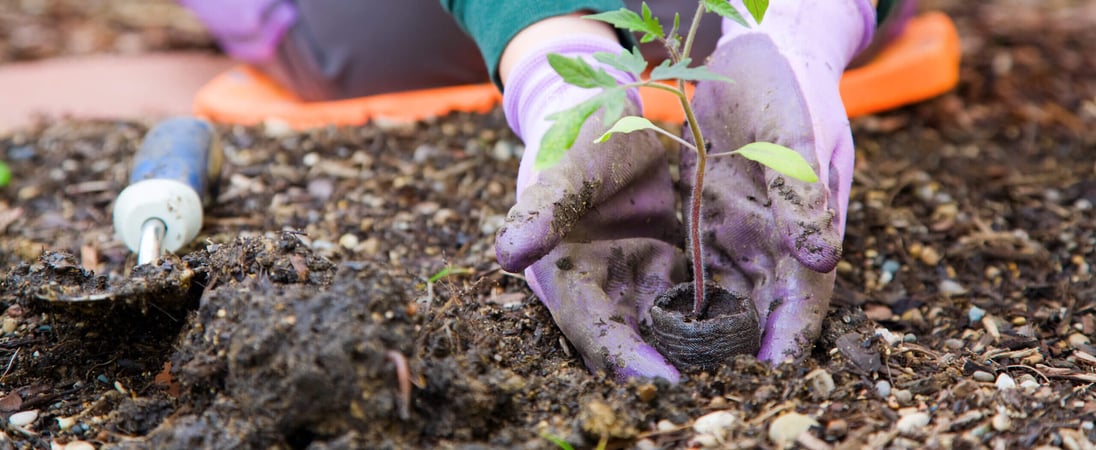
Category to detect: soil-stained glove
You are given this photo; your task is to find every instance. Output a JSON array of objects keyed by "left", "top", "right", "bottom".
[
  {"left": 496, "top": 37, "right": 686, "bottom": 382},
  {"left": 177, "top": 0, "right": 296, "bottom": 63},
  {"left": 685, "top": 0, "right": 875, "bottom": 362}
]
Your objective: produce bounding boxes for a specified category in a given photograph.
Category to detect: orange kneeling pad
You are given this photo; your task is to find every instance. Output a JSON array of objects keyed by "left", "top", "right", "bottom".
[{"left": 193, "top": 12, "right": 960, "bottom": 129}]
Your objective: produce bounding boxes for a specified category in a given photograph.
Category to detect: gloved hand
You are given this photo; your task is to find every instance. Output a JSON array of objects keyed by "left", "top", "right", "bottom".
[
  {"left": 496, "top": 38, "right": 685, "bottom": 382},
  {"left": 684, "top": 0, "right": 875, "bottom": 362},
  {"left": 177, "top": 0, "right": 296, "bottom": 63}
]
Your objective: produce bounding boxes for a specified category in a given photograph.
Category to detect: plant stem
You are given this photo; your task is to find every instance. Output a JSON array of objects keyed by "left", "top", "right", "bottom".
[
  {"left": 681, "top": 3, "right": 706, "bottom": 65},
  {"left": 676, "top": 2, "right": 712, "bottom": 315}
]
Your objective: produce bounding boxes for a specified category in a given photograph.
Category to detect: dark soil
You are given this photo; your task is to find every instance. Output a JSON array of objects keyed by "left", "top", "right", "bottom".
[{"left": 1, "top": 0, "right": 1094, "bottom": 449}]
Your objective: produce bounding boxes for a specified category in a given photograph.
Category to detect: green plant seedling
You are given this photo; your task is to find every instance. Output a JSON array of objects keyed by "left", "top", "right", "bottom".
[
  {"left": 0, "top": 161, "right": 10, "bottom": 188},
  {"left": 539, "top": 0, "right": 818, "bottom": 315}
]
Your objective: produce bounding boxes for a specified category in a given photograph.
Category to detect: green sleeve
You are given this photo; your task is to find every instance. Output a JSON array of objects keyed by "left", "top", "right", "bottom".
[{"left": 440, "top": 0, "right": 631, "bottom": 88}]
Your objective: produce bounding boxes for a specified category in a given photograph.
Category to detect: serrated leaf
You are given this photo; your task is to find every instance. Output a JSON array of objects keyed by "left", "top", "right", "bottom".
[
  {"left": 734, "top": 142, "right": 819, "bottom": 183},
  {"left": 584, "top": 8, "right": 662, "bottom": 40},
  {"left": 594, "top": 116, "right": 659, "bottom": 143},
  {"left": 744, "top": 0, "right": 769, "bottom": 24},
  {"left": 538, "top": 97, "right": 603, "bottom": 170},
  {"left": 701, "top": 0, "right": 750, "bottom": 28},
  {"left": 548, "top": 54, "right": 618, "bottom": 89},
  {"left": 593, "top": 47, "right": 647, "bottom": 78},
  {"left": 649, "top": 59, "right": 734, "bottom": 83}
]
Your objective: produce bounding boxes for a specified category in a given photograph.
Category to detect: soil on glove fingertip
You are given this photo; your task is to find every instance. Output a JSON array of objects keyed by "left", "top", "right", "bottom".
[{"left": 0, "top": 0, "right": 1094, "bottom": 448}]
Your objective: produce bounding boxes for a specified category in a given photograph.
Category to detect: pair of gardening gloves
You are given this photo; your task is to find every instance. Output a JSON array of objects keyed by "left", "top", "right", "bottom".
[{"left": 497, "top": 0, "right": 877, "bottom": 382}]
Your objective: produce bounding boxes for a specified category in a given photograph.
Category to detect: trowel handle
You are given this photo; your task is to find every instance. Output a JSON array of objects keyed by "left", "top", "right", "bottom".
[
  {"left": 113, "top": 117, "right": 223, "bottom": 255},
  {"left": 130, "top": 117, "right": 222, "bottom": 201}
]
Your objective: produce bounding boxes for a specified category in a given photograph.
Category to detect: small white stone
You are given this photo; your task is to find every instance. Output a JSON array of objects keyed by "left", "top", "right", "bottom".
[
  {"left": 940, "top": 279, "right": 967, "bottom": 296},
  {"left": 972, "top": 370, "right": 995, "bottom": 382},
  {"left": 9, "top": 410, "right": 38, "bottom": 427},
  {"left": 875, "top": 380, "right": 892, "bottom": 398},
  {"left": 991, "top": 411, "right": 1011, "bottom": 431},
  {"left": 634, "top": 438, "right": 660, "bottom": 450},
  {"left": 63, "top": 441, "right": 96, "bottom": 450},
  {"left": 338, "top": 233, "right": 360, "bottom": 250},
  {"left": 693, "top": 411, "right": 736, "bottom": 441},
  {"left": 768, "top": 412, "right": 818, "bottom": 446},
  {"left": 995, "top": 373, "right": 1017, "bottom": 391},
  {"left": 875, "top": 327, "right": 901, "bottom": 346},
  {"left": 56, "top": 416, "right": 76, "bottom": 430},
  {"left": 896, "top": 412, "right": 931, "bottom": 435},
  {"left": 657, "top": 419, "right": 677, "bottom": 432}
]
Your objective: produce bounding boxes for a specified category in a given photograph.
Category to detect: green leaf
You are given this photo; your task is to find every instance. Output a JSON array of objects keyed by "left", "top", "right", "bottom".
[
  {"left": 584, "top": 6, "right": 662, "bottom": 42},
  {"left": 593, "top": 47, "right": 647, "bottom": 78},
  {"left": 537, "top": 97, "right": 604, "bottom": 170},
  {"left": 548, "top": 54, "right": 618, "bottom": 89},
  {"left": 649, "top": 59, "right": 734, "bottom": 83},
  {"left": 594, "top": 116, "right": 659, "bottom": 143},
  {"left": 701, "top": 0, "right": 750, "bottom": 28},
  {"left": 744, "top": 0, "right": 769, "bottom": 24},
  {"left": 735, "top": 142, "right": 819, "bottom": 183}
]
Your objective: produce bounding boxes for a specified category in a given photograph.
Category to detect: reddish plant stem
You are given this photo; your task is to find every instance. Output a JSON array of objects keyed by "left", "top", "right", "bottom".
[{"left": 678, "top": 82, "right": 708, "bottom": 315}]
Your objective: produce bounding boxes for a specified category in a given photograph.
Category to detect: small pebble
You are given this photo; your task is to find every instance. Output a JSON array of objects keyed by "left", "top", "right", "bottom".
[
  {"left": 338, "top": 233, "right": 360, "bottom": 250},
  {"left": 894, "top": 389, "right": 913, "bottom": 404},
  {"left": 875, "top": 380, "right": 892, "bottom": 398},
  {"left": 634, "top": 439, "right": 659, "bottom": 450},
  {"left": 2, "top": 316, "right": 18, "bottom": 334},
  {"left": 995, "top": 373, "right": 1017, "bottom": 391},
  {"left": 903, "top": 333, "right": 917, "bottom": 343},
  {"left": 944, "top": 338, "right": 965, "bottom": 350},
  {"left": 864, "top": 304, "right": 893, "bottom": 321},
  {"left": 56, "top": 416, "right": 76, "bottom": 430},
  {"left": 657, "top": 419, "right": 677, "bottom": 432},
  {"left": 968, "top": 306, "right": 986, "bottom": 323},
  {"left": 882, "top": 259, "right": 901, "bottom": 274},
  {"left": 991, "top": 411, "right": 1011, "bottom": 431},
  {"left": 806, "top": 369, "right": 835, "bottom": 398},
  {"left": 693, "top": 410, "right": 736, "bottom": 441},
  {"left": 768, "top": 412, "right": 818, "bottom": 447},
  {"left": 895, "top": 412, "right": 931, "bottom": 435},
  {"left": 940, "top": 279, "right": 967, "bottom": 296},
  {"left": 1018, "top": 375, "right": 1040, "bottom": 394},
  {"left": 62, "top": 441, "right": 95, "bottom": 450},
  {"left": 1068, "top": 333, "right": 1091, "bottom": 349},
  {"left": 972, "top": 370, "right": 995, "bottom": 382},
  {"left": 919, "top": 246, "right": 941, "bottom": 265},
  {"left": 875, "top": 327, "right": 901, "bottom": 346},
  {"left": 9, "top": 410, "right": 38, "bottom": 427}
]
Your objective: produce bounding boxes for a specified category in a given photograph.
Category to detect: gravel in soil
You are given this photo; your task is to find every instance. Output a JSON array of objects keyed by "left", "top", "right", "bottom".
[{"left": 1, "top": 0, "right": 1095, "bottom": 449}]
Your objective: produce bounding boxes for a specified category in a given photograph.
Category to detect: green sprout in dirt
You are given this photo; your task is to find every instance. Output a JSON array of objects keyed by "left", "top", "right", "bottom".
[{"left": 539, "top": 0, "right": 819, "bottom": 315}]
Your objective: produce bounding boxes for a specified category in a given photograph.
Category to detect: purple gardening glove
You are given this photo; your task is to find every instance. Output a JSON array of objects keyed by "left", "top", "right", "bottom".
[
  {"left": 684, "top": 0, "right": 875, "bottom": 362},
  {"left": 496, "top": 38, "right": 686, "bottom": 382},
  {"left": 177, "top": 0, "right": 297, "bottom": 63}
]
